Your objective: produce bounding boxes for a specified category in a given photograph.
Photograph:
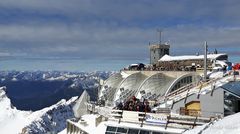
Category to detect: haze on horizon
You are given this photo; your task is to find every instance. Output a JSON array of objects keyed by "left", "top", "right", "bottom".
[{"left": 0, "top": 0, "right": 239, "bottom": 71}]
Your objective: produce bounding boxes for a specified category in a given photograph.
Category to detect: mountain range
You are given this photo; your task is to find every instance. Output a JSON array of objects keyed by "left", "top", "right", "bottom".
[{"left": 0, "top": 71, "right": 112, "bottom": 133}]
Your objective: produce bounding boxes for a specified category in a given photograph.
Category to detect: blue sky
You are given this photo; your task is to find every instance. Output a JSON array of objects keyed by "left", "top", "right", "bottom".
[{"left": 0, "top": 0, "right": 239, "bottom": 71}]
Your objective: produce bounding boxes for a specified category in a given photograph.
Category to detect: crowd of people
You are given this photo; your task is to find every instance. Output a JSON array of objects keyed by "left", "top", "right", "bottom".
[{"left": 116, "top": 96, "right": 152, "bottom": 112}]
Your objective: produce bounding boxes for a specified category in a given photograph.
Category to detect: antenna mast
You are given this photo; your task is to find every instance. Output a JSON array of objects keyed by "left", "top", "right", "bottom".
[
  {"left": 157, "top": 29, "right": 162, "bottom": 45},
  {"left": 204, "top": 41, "right": 208, "bottom": 82}
]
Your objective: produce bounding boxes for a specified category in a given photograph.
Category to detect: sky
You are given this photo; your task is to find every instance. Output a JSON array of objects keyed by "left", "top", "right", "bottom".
[{"left": 0, "top": 0, "right": 239, "bottom": 71}]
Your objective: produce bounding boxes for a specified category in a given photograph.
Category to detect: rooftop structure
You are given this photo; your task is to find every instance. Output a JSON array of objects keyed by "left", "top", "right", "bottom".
[
  {"left": 159, "top": 53, "right": 228, "bottom": 62},
  {"left": 67, "top": 69, "right": 240, "bottom": 134},
  {"left": 150, "top": 43, "right": 170, "bottom": 65},
  {"left": 149, "top": 30, "right": 170, "bottom": 65},
  {"left": 66, "top": 32, "right": 239, "bottom": 133},
  {"left": 156, "top": 53, "right": 229, "bottom": 71},
  {"left": 99, "top": 71, "right": 200, "bottom": 106}
]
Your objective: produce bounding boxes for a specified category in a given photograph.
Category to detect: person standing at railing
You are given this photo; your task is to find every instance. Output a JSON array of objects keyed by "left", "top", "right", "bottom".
[
  {"left": 223, "top": 65, "right": 227, "bottom": 74},
  {"left": 143, "top": 99, "right": 151, "bottom": 112},
  {"left": 227, "top": 64, "right": 232, "bottom": 71},
  {"left": 117, "top": 102, "right": 123, "bottom": 110},
  {"left": 139, "top": 102, "right": 145, "bottom": 112}
]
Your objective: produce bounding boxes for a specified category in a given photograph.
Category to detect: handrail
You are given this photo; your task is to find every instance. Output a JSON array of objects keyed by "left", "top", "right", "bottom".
[
  {"left": 160, "top": 73, "right": 235, "bottom": 104},
  {"left": 110, "top": 110, "right": 212, "bottom": 129},
  {"left": 166, "top": 83, "right": 195, "bottom": 98}
]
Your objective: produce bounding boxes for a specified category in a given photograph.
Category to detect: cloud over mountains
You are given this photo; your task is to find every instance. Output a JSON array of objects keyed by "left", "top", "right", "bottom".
[{"left": 0, "top": 0, "right": 239, "bottom": 59}]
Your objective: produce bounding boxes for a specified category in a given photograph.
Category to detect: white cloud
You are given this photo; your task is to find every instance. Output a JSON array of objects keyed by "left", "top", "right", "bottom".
[
  {"left": 0, "top": 22, "right": 239, "bottom": 59},
  {"left": 0, "top": 0, "right": 239, "bottom": 59},
  {"left": 0, "top": 0, "right": 240, "bottom": 23}
]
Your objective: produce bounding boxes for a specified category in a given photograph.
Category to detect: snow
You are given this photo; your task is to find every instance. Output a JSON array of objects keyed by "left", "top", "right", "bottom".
[
  {"left": 11, "top": 77, "right": 18, "bottom": 81},
  {"left": 66, "top": 114, "right": 99, "bottom": 133},
  {"left": 80, "top": 114, "right": 98, "bottom": 133},
  {"left": 22, "top": 97, "right": 78, "bottom": 134},
  {"left": 185, "top": 112, "right": 240, "bottom": 134},
  {"left": 209, "top": 72, "right": 224, "bottom": 79},
  {"left": 121, "top": 71, "right": 130, "bottom": 78},
  {"left": 46, "top": 76, "right": 68, "bottom": 81},
  {"left": 184, "top": 124, "right": 207, "bottom": 134},
  {"left": 46, "top": 74, "right": 80, "bottom": 81},
  {"left": 0, "top": 87, "right": 78, "bottom": 134},
  {"left": 0, "top": 87, "right": 31, "bottom": 134},
  {"left": 58, "top": 128, "right": 66, "bottom": 134},
  {"left": 130, "top": 63, "right": 139, "bottom": 66},
  {"left": 0, "top": 71, "right": 113, "bottom": 133},
  {"left": 159, "top": 53, "right": 227, "bottom": 62}
]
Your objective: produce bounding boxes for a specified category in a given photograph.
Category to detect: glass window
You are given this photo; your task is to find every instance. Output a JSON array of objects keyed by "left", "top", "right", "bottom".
[
  {"left": 178, "top": 83, "right": 180, "bottom": 88},
  {"left": 152, "top": 132, "right": 165, "bottom": 134},
  {"left": 216, "top": 55, "right": 228, "bottom": 60},
  {"left": 128, "top": 129, "right": 139, "bottom": 134},
  {"left": 139, "top": 130, "right": 150, "bottom": 134},
  {"left": 106, "top": 126, "right": 117, "bottom": 132},
  {"left": 105, "top": 132, "right": 115, "bottom": 134},
  {"left": 117, "top": 127, "right": 128, "bottom": 133},
  {"left": 181, "top": 79, "right": 183, "bottom": 84}
]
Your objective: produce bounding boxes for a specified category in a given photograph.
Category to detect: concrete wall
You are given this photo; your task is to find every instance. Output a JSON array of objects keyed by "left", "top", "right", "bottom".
[{"left": 172, "top": 89, "right": 224, "bottom": 117}]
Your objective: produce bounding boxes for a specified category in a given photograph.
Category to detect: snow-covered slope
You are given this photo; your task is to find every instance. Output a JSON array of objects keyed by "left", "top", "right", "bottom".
[
  {"left": 21, "top": 97, "right": 78, "bottom": 134},
  {"left": 0, "top": 87, "right": 78, "bottom": 134},
  {"left": 185, "top": 112, "right": 240, "bottom": 134},
  {"left": 0, "top": 87, "right": 31, "bottom": 134}
]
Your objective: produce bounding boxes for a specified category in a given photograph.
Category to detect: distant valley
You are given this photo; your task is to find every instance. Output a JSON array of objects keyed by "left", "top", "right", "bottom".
[{"left": 0, "top": 71, "right": 112, "bottom": 111}]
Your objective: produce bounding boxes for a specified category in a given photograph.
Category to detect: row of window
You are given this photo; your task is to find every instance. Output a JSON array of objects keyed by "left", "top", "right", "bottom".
[
  {"left": 180, "top": 76, "right": 192, "bottom": 84},
  {"left": 172, "top": 76, "right": 192, "bottom": 91},
  {"left": 106, "top": 126, "right": 171, "bottom": 134}
]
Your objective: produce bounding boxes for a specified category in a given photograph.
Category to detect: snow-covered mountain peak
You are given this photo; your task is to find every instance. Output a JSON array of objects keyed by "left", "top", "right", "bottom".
[
  {"left": 0, "top": 87, "right": 31, "bottom": 134},
  {"left": 0, "top": 86, "right": 79, "bottom": 134},
  {"left": 28, "top": 97, "right": 78, "bottom": 120},
  {"left": 0, "top": 86, "right": 31, "bottom": 120},
  {"left": 21, "top": 96, "right": 78, "bottom": 134},
  {"left": 0, "top": 86, "right": 7, "bottom": 97},
  {"left": 0, "top": 71, "right": 113, "bottom": 133}
]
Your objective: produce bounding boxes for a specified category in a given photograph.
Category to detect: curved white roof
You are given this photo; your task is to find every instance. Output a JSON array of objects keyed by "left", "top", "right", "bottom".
[
  {"left": 136, "top": 73, "right": 175, "bottom": 99},
  {"left": 101, "top": 71, "right": 200, "bottom": 106},
  {"left": 99, "top": 72, "right": 126, "bottom": 104},
  {"left": 113, "top": 72, "right": 148, "bottom": 103}
]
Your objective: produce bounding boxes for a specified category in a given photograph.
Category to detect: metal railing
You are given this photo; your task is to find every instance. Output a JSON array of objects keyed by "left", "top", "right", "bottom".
[
  {"left": 110, "top": 110, "right": 212, "bottom": 129},
  {"left": 160, "top": 72, "right": 238, "bottom": 104}
]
